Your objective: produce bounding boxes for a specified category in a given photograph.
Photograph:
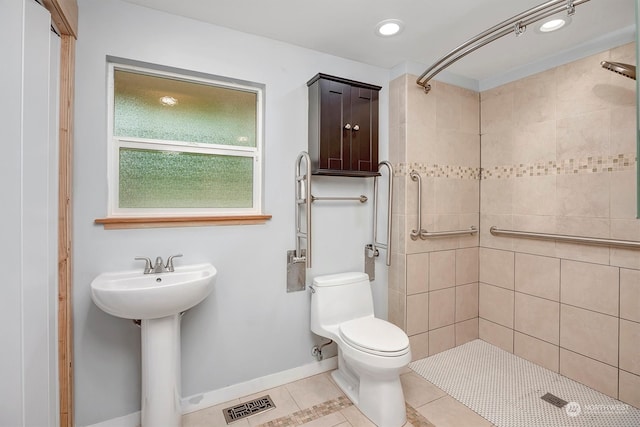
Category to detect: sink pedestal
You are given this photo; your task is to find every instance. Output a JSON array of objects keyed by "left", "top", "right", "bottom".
[{"left": 141, "top": 314, "right": 182, "bottom": 427}]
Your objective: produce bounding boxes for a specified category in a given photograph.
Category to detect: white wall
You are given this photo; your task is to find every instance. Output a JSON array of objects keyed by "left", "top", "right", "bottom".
[
  {"left": 74, "top": 0, "right": 391, "bottom": 424},
  {"left": 0, "top": 1, "right": 60, "bottom": 425}
]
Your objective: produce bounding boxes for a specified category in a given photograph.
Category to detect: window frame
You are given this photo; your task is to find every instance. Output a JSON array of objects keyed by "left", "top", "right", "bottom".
[{"left": 106, "top": 60, "right": 264, "bottom": 219}]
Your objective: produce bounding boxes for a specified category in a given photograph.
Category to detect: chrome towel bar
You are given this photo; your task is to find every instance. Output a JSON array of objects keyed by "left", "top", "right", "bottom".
[
  {"left": 410, "top": 170, "right": 478, "bottom": 240},
  {"left": 311, "top": 195, "right": 368, "bottom": 203},
  {"left": 490, "top": 226, "right": 640, "bottom": 250}
]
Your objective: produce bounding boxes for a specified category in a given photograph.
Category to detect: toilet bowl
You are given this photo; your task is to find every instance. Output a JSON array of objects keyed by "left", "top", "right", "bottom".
[{"left": 310, "top": 272, "right": 411, "bottom": 427}]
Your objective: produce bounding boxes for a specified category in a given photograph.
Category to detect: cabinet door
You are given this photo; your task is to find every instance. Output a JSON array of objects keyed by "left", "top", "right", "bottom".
[
  {"left": 349, "top": 86, "right": 378, "bottom": 173},
  {"left": 318, "top": 79, "right": 350, "bottom": 171}
]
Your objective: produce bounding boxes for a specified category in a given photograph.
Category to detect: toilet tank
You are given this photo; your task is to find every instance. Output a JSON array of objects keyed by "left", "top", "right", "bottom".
[{"left": 310, "top": 272, "right": 374, "bottom": 334}]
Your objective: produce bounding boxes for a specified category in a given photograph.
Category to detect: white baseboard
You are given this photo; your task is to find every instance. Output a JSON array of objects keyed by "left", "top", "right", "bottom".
[
  {"left": 182, "top": 356, "right": 337, "bottom": 414},
  {"left": 85, "top": 411, "right": 140, "bottom": 427},
  {"left": 85, "top": 357, "right": 337, "bottom": 427}
]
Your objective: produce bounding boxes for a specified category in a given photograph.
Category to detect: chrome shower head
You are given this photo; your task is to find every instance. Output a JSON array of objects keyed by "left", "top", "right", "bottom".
[{"left": 600, "top": 61, "right": 636, "bottom": 81}]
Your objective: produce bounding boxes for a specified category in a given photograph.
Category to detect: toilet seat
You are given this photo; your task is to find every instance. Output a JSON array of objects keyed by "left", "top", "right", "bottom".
[{"left": 339, "top": 317, "right": 410, "bottom": 357}]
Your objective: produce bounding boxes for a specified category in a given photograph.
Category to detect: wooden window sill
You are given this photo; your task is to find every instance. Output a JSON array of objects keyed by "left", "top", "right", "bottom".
[{"left": 95, "top": 215, "right": 272, "bottom": 229}]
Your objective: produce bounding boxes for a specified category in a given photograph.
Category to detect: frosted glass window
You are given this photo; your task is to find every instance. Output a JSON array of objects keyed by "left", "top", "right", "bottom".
[
  {"left": 119, "top": 148, "right": 253, "bottom": 208},
  {"left": 107, "top": 61, "right": 263, "bottom": 217},
  {"left": 114, "top": 70, "right": 257, "bottom": 147}
]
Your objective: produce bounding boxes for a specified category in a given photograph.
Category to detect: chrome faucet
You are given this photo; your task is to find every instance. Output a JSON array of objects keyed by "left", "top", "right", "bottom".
[{"left": 135, "top": 254, "right": 183, "bottom": 274}]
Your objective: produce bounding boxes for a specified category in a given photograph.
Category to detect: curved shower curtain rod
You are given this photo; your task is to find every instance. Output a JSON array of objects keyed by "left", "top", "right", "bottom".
[{"left": 416, "top": 0, "right": 591, "bottom": 93}]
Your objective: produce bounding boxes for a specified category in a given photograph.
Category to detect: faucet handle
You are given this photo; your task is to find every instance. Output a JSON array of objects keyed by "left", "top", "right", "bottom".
[
  {"left": 165, "top": 254, "right": 183, "bottom": 272},
  {"left": 134, "top": 257, "right": 153, "bottom": 274}
]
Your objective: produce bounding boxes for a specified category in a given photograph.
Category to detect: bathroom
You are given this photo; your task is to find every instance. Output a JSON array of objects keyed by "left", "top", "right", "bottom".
[{"left": 2, "top": 0, "right": 639, "bottom": 426}]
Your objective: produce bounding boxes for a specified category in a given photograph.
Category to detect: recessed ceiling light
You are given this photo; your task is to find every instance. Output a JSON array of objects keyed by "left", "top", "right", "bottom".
[
  {"left": 375, "top": 19, "right": 404, "bottom": 37},
  {"left": 159, "top": 96, "right": 178, "bottom": 106},
  {"left": 538, "top": 16, "right": 571, "bottom": 33}
]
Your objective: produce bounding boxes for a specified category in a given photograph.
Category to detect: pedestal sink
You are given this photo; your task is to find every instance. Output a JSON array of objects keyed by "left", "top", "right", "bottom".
[{"left": 91, "top": 263, "right": 217, "bottom": 427}]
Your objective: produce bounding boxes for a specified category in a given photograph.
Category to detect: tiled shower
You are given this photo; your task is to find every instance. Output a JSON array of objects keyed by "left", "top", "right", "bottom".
[{"left": 389, "top": 42, "right": 639, "bottom": 409}]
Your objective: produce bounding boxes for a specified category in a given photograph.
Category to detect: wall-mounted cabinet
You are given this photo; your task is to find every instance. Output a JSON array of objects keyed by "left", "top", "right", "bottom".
[{"left": 307, "top": 73, "right": 381, "bottom": 177}]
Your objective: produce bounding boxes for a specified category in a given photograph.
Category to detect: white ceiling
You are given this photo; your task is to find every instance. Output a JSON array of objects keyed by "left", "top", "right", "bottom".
[{"left": 121, "top": 0, "right": 635, "bottom": 84}]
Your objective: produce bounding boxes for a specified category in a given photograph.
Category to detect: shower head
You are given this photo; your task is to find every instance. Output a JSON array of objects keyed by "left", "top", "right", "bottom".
[{"left": 600, "top": 61, "right": 636, "bottom": 81}]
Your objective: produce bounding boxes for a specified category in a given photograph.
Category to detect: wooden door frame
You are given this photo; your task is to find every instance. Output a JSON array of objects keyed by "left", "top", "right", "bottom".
[{"left": 41, "top": 0, "right": 78, "bottom": 425}]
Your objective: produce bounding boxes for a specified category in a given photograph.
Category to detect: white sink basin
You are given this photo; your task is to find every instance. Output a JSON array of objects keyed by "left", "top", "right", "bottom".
[{"left": 91, "top": 263, "right": 217, "bottom": 319}]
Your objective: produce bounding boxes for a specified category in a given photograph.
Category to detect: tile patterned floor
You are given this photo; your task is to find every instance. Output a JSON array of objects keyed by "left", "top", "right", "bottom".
[
  {"left": 182, "top": 367, "right": 488, "bottom": 427},
  {"left": 410, "top": 340, "right": 640, "bottom": 427}
]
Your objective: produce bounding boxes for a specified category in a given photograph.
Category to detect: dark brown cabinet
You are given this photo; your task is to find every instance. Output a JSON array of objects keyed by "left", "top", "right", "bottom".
[{"left": 307, "top": 73, "right": 381, "bottom": 177}]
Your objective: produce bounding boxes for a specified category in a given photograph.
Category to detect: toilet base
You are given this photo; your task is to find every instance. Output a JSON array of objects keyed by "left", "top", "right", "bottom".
[{"left": 331, "top": 354, "right": 407, "bottom": 427}]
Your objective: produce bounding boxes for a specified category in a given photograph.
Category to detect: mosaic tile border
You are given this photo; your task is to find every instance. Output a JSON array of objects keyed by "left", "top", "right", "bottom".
[
  {"left": 395, "top": 163, "right": 481, "bottom": 179},
  {"left": 482, "top": 153, "right": 637, "bottom": 180},
  {"left": 256, "top": 395, "right": 434, "bottom": 427},
  {"left": 394, "top": 153, "right": 637, "bottom": 180}
]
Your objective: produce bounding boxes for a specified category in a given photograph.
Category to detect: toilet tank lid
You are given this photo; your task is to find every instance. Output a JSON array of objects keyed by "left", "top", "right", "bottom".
[{"left": 312, "top": 272, "right": 369, "bottom": 287}]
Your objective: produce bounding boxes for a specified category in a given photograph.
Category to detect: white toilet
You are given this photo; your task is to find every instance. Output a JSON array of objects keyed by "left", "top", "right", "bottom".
[{"left": 310, "top": 272, "right": 411, "bottom": 427}]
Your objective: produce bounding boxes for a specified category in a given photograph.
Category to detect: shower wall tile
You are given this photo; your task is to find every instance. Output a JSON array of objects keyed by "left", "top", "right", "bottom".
[
  {"left": 514, "top": 332, "right": 559, "bottom": 373},
  {"left": 455, "top": 282, "right": 478, "bottom": 323},
  {"left": 479, "top": 283, "right": 513, "bottom": 329},
  {"left": 479, "top": 318, "right": 513, "bottom": 353},
  {"left": 475, "top": 43, "right": 637, "bottom": 404},
  {"left": 610, "top": 105, "right": 637, "bottom": 154},
  {"left": 560, "top": 260, "right": 619, "bottom": 316},
  {"left": 560, "top": 304, "right": 618, "bottom": 366},
  {"left": 619, "top": 370, "right": 640, "bottom": 409},
  {"left": 610, "top": 170, "right": 638, "bottom": 219},
  {"left": 560, "top": 348, "right": 618, "bottom": 399},
  {"left": 556, "top": 173, "right": 611, "bottom": 218},
  {"left": 428, "top": 324, "right": 455, "bottom": 356},
  {"left": 455, "top": 247, "right": 479, "bottom": 285},
  {"left": 480, "top": 179, "right": 513, "bottom": 215},
  {"left": 480, "top": 130, "right": 514, "bottom": 168},
  {"left": 513, "top": 175, "right": 556, "bottom": 216},
  {"left": 512, "top": 120, "right": 556, "bottom": 164},
  {"left": 429, "top": 287, "right": 455, "bottom": 330},
  {"left": 512, "top": 69, "right": 556, "bottom": 125},
  {"left": 406, "top": 252, "right": 429, "bottom": 295},
  {"left": 512, "top": 215, "right": 557, "bottom": 257},
  {"left": 619, "top": 319, "right": 640, "bottom": 376},
  {"left": 480, "top": 86, "right": 514, "bottom": 133},
  {"left": 479, "top": 214, "right": 514, "bottom": 251},
  {"left": 556, "top": 53, "right": 612, "bottom": 119},
  {"left": 556, "top": 110, "right": 610, "bottom": 160},
  {"left": 514, "top": 293, "right": 559, "bottom": 345},
  {"left": 514, "top": 253, "right": 560, "bottom": 301},
  {"left": 388, "top": 289, "right": 406, "bottom": 331},
  {"left": 620, "top": 268, "right": 640, "bottom": 322},
  {"left": 429, "top": 250, "right": 456, "bottom": 291},
  {"left": 406, "top": 292, "right": 429, "bottom": 335},
  {"left": 479, "top": 248, "right": 514, "bottom": 290},
  {"left": 409, "top": 332, "right": 429, "bottom": 362},
  {"left": 455, "top": 317, "right": 479, "bottom": 346}
]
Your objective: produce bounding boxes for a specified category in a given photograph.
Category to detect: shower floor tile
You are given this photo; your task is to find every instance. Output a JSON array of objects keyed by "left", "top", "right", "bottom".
[{"left": 410, "top": 339, "right": 640, "bottom": 427}]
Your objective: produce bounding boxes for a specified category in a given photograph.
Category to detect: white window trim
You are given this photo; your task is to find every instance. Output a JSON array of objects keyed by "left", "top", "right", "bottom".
[{"left": 106, "top": 61, "right": 264, "bottom": 218}]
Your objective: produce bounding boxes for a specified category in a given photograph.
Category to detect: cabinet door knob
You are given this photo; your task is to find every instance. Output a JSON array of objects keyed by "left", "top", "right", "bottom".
[
  {"left": 344, "top": 123, "right": 352, "bottom": 130},
  {"left": 353, "top": 124, "right": 360, "bottom": 131}
]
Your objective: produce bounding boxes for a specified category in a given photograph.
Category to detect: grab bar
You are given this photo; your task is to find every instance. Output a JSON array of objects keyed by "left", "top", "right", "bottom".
[
  {"left": 372, "top": 161, "right": 394, "bottom": 266},
  {"left": 295, "top": 152, "right": 312, "bottom": 267},
  {"left": 490, "top": 226, "right": 640, "bottom": 250},
  {"left": 410, "top": 170, "right": 478, "bottom": 240},
  {"left": 311, "top": 195, "right": 368, "bottom": 203}
]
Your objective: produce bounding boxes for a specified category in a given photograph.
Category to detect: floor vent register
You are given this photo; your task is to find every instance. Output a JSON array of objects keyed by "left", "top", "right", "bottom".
[{"left": 223, "top": 395, "right": 276, "bottom": 424}]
